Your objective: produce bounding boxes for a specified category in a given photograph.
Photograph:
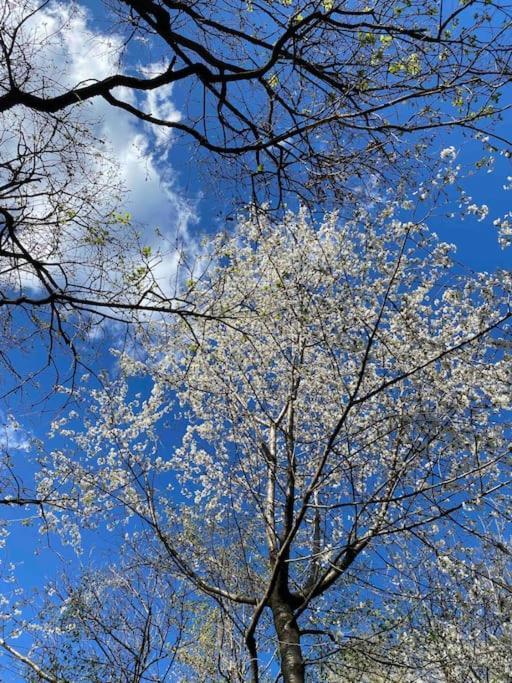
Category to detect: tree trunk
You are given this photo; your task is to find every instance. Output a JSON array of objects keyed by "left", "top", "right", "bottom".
[{"left": 270, "top": 596, "right": 304, "bottom": 683}]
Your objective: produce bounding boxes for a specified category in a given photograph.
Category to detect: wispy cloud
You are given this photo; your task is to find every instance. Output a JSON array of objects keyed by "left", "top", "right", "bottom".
[
  {"left": 8, "top": 2, "right": 198, "bottom": 294},
  {"left": 43, "top": 2, "right": 195, "bottom": 232},
  {"left": 0, "top": 411, "right": 31, "bottom": 452}
]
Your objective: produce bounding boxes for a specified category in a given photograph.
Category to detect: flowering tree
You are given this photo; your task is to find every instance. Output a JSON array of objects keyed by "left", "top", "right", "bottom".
[
  {"left": 323, "top": 540, "right": 512, "bottom": 680},
  {"left": 30, "top": 205, "right": 512, "bottom": 681}
]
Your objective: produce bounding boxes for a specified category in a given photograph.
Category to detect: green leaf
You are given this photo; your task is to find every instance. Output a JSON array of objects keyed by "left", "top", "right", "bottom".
[
  {"left": 112, "top": 211, "right": 132, "bottom": 225},
  {"left": 268, "top": 73, "right": 279, "bottom": 89},
  {"left": 405, "top": 53, "right": 421, "bottom": 76},
  {"left": 379, "top": 34, "right": 393, "bottom": 48},
  {"left": 357, "top": 30, "right": 376, "bottom": 46}
]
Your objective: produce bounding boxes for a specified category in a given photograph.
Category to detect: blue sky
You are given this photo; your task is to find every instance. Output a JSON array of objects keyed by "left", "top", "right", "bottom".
[
  {"left": 0, "top": 0, "right": 511, "bottom": 679},
  {"left": 3, "top": 0, "right": 511, "bottom": 584}
]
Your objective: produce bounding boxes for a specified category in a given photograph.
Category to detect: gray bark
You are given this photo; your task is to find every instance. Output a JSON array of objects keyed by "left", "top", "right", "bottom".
[{"left": 270, "top": 595, "right": 304, "bottom": 683}]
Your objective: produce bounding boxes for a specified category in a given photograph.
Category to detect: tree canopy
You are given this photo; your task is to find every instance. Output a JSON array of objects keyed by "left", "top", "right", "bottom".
[
  {"left": 2, "top": 0, "right": 512, "bottom": 205},
  {"left": 25, "top": 207, "right": 511, "bottom": 681},
  {"left": 0, "top": 1, "right": 511, "bottom": 681}
]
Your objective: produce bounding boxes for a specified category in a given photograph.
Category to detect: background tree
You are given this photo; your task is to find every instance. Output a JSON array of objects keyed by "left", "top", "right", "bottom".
[
  {"left": 2, "top": 0, "right": 512, "bottom": 206},
  {"left": 0, "top": 90, "right": 209, "bottom": 391},
  {"left": 321, "top": 537, "right": 512, "bottom": 680},
  {"left": 34, "top": 205, "right": 511, "bottom": 681},
  {"left": 0, "top": 536, "right": 194, "bottom": 682},
  {"left": 0, "top": 0, "right": 218, "bottom": 389}
]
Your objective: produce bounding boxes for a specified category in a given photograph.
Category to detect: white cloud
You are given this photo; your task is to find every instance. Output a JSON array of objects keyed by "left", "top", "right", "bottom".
[
  {"left": 45, "top": 3, "right": 195, "bottom": 234},
  {"left": 0, "top": 412, "right": 31, "bottom": 453},
  {"left": 4, "top": 1, "right": 198, "bottom": 295},
  {"left": 141, "top": 61, "right": 182, "bottom": 148}
]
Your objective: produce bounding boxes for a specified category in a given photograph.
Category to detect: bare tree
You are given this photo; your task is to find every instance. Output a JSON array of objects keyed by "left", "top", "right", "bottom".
[
  {"left": 1, "top": 0, "right": 512, "bottom": 205},
  {"left": 0, "top": 97, "right": 211, "bottom": 389},
  {"left": 0, "top": 537, "right": 194, "bottom": 682}
]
